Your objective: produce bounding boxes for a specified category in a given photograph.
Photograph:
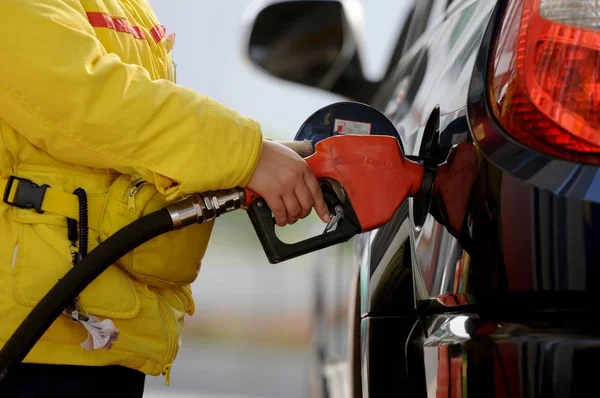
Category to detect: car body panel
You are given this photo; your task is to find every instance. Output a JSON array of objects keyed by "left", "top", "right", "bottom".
[
  {"left": 358, "top": 0, "right": 600, "bottom": 396},
  {"left": 465, "top": 1, "right": 600, "bottom": 305},
  {"left": 356, "top": 1, "right": 503, "bottom": 396},
  {"left": 241, "top": 0, "right": 600, "bottom": 396},
  {"left": 407, "top": 0, "right": 600, "bottom": 312},
  {"left": 419, "top": 314, "right": 600, "bottom": 397},
  {"left": 365, "top": 0, "right": 498, "bottom": 313},
  {"left": 360, "top": 316, "right": 418, "bottom": 397}
]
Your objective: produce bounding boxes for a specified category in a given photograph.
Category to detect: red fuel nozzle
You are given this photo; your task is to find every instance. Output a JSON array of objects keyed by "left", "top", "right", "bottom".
[
  {"left": 242, "top": 134, "right": 426, "bottom": 263},
  {"left": 242, "top": 134, "right": 478, "bottom": 264},
  {"left": 303, "top": 135, "right": 424, "bottom": 231},
  {"left": 243, "top": 135, "right": 425, "bottom": 232}
]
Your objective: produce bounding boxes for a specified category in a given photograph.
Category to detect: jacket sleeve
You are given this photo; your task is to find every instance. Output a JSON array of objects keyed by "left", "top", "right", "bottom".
[{"left": 0, "top": 0, "right": 263, "bottom": 199}]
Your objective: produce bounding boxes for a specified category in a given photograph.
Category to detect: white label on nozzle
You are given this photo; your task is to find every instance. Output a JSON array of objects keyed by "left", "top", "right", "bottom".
[{"left": 334, "top": 119, "right": 372, "bottom": 135}]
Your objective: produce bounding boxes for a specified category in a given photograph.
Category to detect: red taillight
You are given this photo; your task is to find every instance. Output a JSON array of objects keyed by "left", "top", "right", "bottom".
[{"left": 489, "top": 0, "right": 600, "bottom": 162}]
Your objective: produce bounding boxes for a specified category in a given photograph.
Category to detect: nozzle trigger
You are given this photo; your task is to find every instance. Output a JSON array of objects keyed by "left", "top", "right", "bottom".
[{"left": 324, "top": 205, "right": 343, "bottom": 234}]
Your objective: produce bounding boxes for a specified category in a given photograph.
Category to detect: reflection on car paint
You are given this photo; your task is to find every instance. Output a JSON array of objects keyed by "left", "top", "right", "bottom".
[{"left": 423, "top": 314, "right": 600, "bottom": 397}]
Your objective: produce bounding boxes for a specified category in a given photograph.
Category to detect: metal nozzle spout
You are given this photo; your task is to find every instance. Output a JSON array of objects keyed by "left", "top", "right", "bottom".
[{"left": 167, "top": 188, "right": 246, "bottom": 230}]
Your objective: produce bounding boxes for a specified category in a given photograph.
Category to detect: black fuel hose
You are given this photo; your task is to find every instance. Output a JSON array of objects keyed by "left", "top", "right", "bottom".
[{"left": 0, "top": 208, "right": 174, "bottom": 382}]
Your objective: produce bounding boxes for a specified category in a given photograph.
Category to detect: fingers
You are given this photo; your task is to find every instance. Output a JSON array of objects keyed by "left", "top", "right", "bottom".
[
  {"left": 245, "top": 139, "right": 331, "bottom": 226},
  {"left": 293, "top": 164, "right": 331, "bottom": 224},
  {"left": 282, "top": 192, "right": 302, "bottom": 225},
  {"left": 277, "top": 168, "right": 330, "bottom": 226},
  {"left": 304, "top": 172, "right": 331, "bottom": 223},
  {"left": 267, "top": 195, "right": 288, "bottom": 227},
  {"left": 295, "top": 183, "right": 314, "bottom": 220}
]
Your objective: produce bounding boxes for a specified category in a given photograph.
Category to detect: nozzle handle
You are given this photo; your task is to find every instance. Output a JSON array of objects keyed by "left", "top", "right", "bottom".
[{"left": 245, "top": 185, "right": 361, "bottom": 264}]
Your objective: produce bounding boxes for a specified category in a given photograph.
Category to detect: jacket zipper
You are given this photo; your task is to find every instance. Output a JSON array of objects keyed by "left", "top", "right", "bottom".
[
  {"left": 157, "top": 295, "right": 178, "bottom": 386},
  {"left": 127, "top": 179, "right": 146, "bottom": 214},
  {"left": 126, "top": 175, "right": 176, "bottom": 383}
]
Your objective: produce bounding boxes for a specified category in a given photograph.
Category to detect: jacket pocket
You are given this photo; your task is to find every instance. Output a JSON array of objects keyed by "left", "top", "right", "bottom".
[
  {"left": 9, "top": 208, "right": 141, "bottom": 319},
  {"left": 99, "top": 174, "right": 213, "bottom": 289},
  {"left": 156, "top": 284, "right": 195, "bottom": 316}
]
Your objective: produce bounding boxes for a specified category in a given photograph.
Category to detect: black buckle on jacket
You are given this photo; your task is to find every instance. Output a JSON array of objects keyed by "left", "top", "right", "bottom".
[{"left": 3, "top": 176, "right": 49, "bottom": 214}]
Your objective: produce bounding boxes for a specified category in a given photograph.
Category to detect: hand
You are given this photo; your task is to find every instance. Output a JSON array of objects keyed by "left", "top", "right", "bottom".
[{"left": 247, "top": 140, "right": 331, "bottom": 226}]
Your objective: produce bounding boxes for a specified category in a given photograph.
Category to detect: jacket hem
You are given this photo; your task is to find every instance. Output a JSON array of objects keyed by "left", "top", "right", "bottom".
[{"left": 2, "top": 338, "right": 166, "bottom": 376}]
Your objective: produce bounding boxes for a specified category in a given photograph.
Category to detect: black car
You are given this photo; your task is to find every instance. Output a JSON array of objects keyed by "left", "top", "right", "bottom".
[{"left": 242, "top": 0, "right": 600, "bottom": 396}]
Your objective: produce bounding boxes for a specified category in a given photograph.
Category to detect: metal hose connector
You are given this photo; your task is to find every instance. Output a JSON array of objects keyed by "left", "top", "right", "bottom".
[{"left": 167, "top": 188, "right": 246, "bottom": 229}]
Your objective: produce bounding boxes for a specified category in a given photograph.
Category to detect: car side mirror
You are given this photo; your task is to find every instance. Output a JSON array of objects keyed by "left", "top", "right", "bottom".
[{"left": 242, "top": 0, "right": 378, "bottom": 103}]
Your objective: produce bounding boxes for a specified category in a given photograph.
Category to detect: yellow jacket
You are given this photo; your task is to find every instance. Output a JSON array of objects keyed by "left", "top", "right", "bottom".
[{"left": 0, "top": 0, "right": 263, "bottom": 383}]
